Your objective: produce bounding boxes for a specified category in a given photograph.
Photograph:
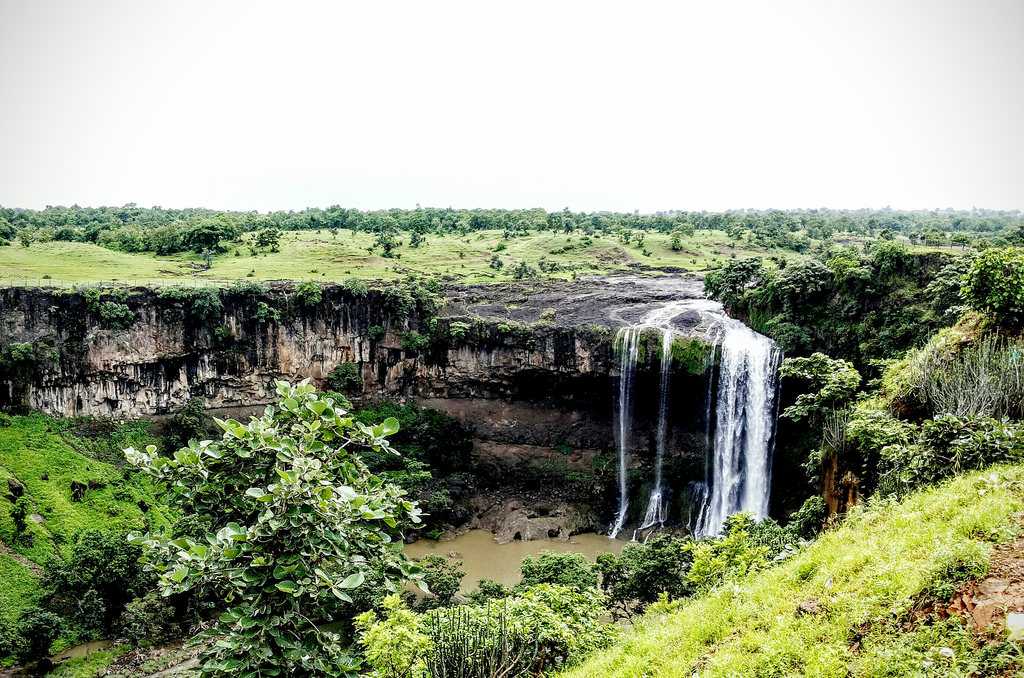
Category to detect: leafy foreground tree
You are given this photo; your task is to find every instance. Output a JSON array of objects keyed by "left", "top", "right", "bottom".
[{"left": 126, "top": 380, "right": 424, "bottom": 677}]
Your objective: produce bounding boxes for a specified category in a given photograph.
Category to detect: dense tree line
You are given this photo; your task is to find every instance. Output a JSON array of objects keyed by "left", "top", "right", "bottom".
[{"left": 1, "top": 204, "right": 1021, "bottom": 256}]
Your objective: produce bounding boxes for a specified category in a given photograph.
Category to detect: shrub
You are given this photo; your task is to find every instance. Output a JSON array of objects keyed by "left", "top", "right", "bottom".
[
  {"left": 596, "top": 534, "right": 693, "bottom": 619},
  {"left": 355, "top": 594, "right": 431, "bottom": 678},
  {"left": 779, "top": 353, "right": 861, "bottom": 423},
  {"left": 157, "top": 287, "right": 223, "bottom": 322},
  {"left": 963, "top": 246, "right": 1024, "bottom": 326},
  {"left": 84, "top": 288, "right": 135, "bottom": 330},
  {"left": 340, "top": 278, "right": 369, "bottom": 297},
  {"left": 43, "top": 529, "right": 152, "bottom": 635},
  {"left": 415, "top": 555, "right": 465, "bottom": 610},
  {"left": 368, "top": 325, "right": 387, "bottom": 342},
  {"left": 686, "top": 514, "right": 770, "bottom": 594},
  {"left": 326, "top": 362, "right": 363, "bottom": 394},
  {"left": 293, "top": 281, "right": 323, "bottom": 308},
  {"left": 16, "top": 607, "right": 62, "bottom": 664},
  {"left": 126, "top": 380, "right": 423, "bottom": 677},
  {"left": 116, "top": 591, "right": 180, "bottom": 647},
  {"left": 401, "top": 331, "right": 431, "bottom": 353},
  {"left": 254, "top": 301, "right": 280, "bottom": 323},
  {"left": 165, "top": 397, "right": 209, "bottom": 451},
  {"left": 519, "top": 552, "right": 598, "bottom": 591}
]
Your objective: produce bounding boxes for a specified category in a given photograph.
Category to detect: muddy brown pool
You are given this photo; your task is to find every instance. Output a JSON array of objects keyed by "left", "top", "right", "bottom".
[{"left": 404, "top": 529, "right": 626, "bottom": 592}]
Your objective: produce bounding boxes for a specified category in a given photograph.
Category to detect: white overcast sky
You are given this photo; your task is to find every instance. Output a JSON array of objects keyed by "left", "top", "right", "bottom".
[{"left": 1, "top": 0, "right": 1021, "bottom": 212}]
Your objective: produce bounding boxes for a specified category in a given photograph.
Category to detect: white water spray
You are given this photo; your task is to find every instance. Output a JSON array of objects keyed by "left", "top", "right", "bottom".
[
  {"left": 695, "top": 319, "right": 781, "bottom": 537},
  {"left": 609, "top": 326, "right": 641, "bottom": 539},
  {"left": 635, "top": 328, "right": 673, "bottom": 537}
]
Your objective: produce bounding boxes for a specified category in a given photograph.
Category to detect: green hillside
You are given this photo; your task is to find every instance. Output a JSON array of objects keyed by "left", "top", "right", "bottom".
[
  {"left": 563, "top": 465, "right": 1024, "bottom": 677},
  {"left": 0, "top": 415, "right": 171, "bottom": 626}
]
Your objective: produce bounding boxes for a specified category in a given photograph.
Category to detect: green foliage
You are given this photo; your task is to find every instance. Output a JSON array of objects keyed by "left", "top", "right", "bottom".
[
  {"left": 355, "top": 594, "right": 430, "bottom": 678},
  {"left": 157, "top": 286, "right": 223, "bottom": 322},
  {"left": 880, "top": 415, "right": 1023, "bottom": 495},
  {"left": 787, "top": 495, "right": 827, "bottom": 539},
  {"left": 596, "top": 534, "right": 693, "bottom": 619},
  {"left": 358, "top": 585, "right": 615, "bottom": 676},
  {"left": 963, "top": 246, "right": 1024, "bottom": 326},
  {"left": 400, "top": 331, "right": 430, "bottom": 353},
  {"left": 126, "top": 381, "right": 423, "bottom": 677},
  {"left": 779, "top": 353, "right": 861, "bottom": 422},
  {"left": 254, "top": 301, "right": 280, "bottom": 323},
  {"left": 415, "top": 555, "right": 465, "bottom": 610},
  {"left": 686, "top": 514, "right": 770, "bottom": 594},
  {"left": 83, "top": 288, "right": 135, "bottom": 330},
  {"left": 519, "top": 551, "right": 598, "bottom": 591},
  {"left": 564, "top": 466, "right": 1024, "bottom": 678},
  {"left": 165, "top": 397, "right": 209, "bottom": 451},
  {"left": 368, "top": 325, "right": 387, "bottom": 342},
  {"left": 340, "top": 277, "right": 370, "bottom": 297},
  {"left": 16, "top": 606, "right": 62, "bottom": 663},
  {"left": 44, "top": 529, "right": 152, "bottom": 636},
  {"left": 425, "top": 604, "right": 539, "bottom": 678},
  {"left": 293, "top": 281, "right": 323, "bottom": 308},
  {"left": 326, "top": 362, "right": 363, "bottom": 395},
  {"left": 117, "top": 591, "right": 181, "bottom": 647}
]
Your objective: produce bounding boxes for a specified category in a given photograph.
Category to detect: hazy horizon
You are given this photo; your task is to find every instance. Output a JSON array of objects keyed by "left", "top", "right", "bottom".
[{"left": 2, "top": 0, "right": 1022, "bottom": 213}]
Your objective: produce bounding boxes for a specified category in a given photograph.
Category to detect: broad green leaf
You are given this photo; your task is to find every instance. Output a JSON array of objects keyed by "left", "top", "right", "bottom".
[
  {"left": 275, "top": 580, "right": 298, "bottom": 593},
  {"left": 338, "top": 570, "right": 365, "bottom": 589},
  {"left": 380, "top": 416, "right": 400, "bottom": 436}
]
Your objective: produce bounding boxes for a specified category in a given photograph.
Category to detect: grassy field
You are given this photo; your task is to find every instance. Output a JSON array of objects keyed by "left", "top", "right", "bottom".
[
  {"left": 562, "top": 465, "right": 1024, "bottom": 677},
  {"left": 0, "top": 229, "right": 791, "bottom": 285}
]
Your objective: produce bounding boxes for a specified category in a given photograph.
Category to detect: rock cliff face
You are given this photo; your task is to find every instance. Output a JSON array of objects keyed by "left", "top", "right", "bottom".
[
  {"left": 0, "top": 275, "right": 724, "bottom": 538},
  {"left": 0, "top": 276, "right": 710, "bottom": 418}
]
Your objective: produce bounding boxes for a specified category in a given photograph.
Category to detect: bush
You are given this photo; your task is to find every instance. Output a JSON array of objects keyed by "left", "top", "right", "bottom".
[
  {"left": 326, "top": 362, "right": 363, "bottom": 394},
  {"left": 879, "top": 415, "right": 1022, "bottom": 495},
  {"left": 963, "top": 246, "right": 1024, "bottom": 326},
  {"left": 519, "top": 552, "right": 598, "bottom": 591},
  {"left": 116, "top": 591, "right": 180, "bottom": 647},
  {"left": 16, "top": 607, "right": 62, "bottom": 664},
  {"left": 415, "top": 555, "right": 465, "bottom": 610},
  {"left": 293, "top": 281, "right": 323, "bottom": 308},
  {"left": 43, "top": 529, "right": 152, "bottom": 635},
  {"left": 126, "top": 380, "right": 422, "bottom": 676},
  {"left": 165, "top": 397, "right": 209, "bottom": 451},
  {"left": 340, "top": 278, "right": 369, "bottom": 297},
  {"left": 157, "top": 287, "right": 223, "bottom": 322},
  {"left": 84, "top": 288, "right": 135, "bottom": 330},
  {"left": 596, "top": 534, "right": 693, "bottom": 619},
  {"left": 359, "top": 585, "right": 615, "bottom": 677},
  {"left": 686, "top": 514, "right": 770, "bottom": 595},
  {"left": 401, "top": 331, "right": 431, "bottom": 353}
]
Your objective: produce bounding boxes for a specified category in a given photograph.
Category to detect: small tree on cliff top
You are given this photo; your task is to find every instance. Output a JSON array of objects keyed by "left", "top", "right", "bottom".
[{"left": 126, "top": 380, "right": 424, "bottom": 676}]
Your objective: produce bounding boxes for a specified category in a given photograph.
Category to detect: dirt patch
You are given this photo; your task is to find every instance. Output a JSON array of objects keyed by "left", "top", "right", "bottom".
[{"left": 944, "top": 528, "right": 1024, "bottom": 635}]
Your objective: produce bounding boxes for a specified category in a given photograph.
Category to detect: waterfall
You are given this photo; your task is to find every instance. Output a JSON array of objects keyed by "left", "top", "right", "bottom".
[
  {"left": 695, "top": 320, "right": 781, "bottom": 537},
  {"left": 636, "top": 328, "right": 673, "bottom": 536},
  {"left": 609, "top": 326, "right": 641, "bottom": 539}
]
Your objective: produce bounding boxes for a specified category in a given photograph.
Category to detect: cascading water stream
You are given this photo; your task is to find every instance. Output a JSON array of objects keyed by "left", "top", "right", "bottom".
[
  {"left": 695, "top": 320, "right": 781, "bottom": 537},
  {"left": 608, "top": 326, "right": 640, "bottom": 539},
  {"left": 635, "top": 328, "right": 673, "bottom": 537}
]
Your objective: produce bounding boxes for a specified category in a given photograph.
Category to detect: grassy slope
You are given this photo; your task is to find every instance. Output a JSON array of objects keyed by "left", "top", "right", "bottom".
[
  {"left": 563, "top": 465, "right": 1024, "bottom": 678},
  {"left": 0, "top": 230, "right": 791, "bottom": 284},
  {"left": 0, "top": 415, "right": 172, "bottom": 624}
]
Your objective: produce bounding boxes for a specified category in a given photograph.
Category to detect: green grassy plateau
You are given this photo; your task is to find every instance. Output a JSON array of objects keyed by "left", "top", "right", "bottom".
[{"left": 0, "top": 230, "right": 790, "bottom": 284}]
